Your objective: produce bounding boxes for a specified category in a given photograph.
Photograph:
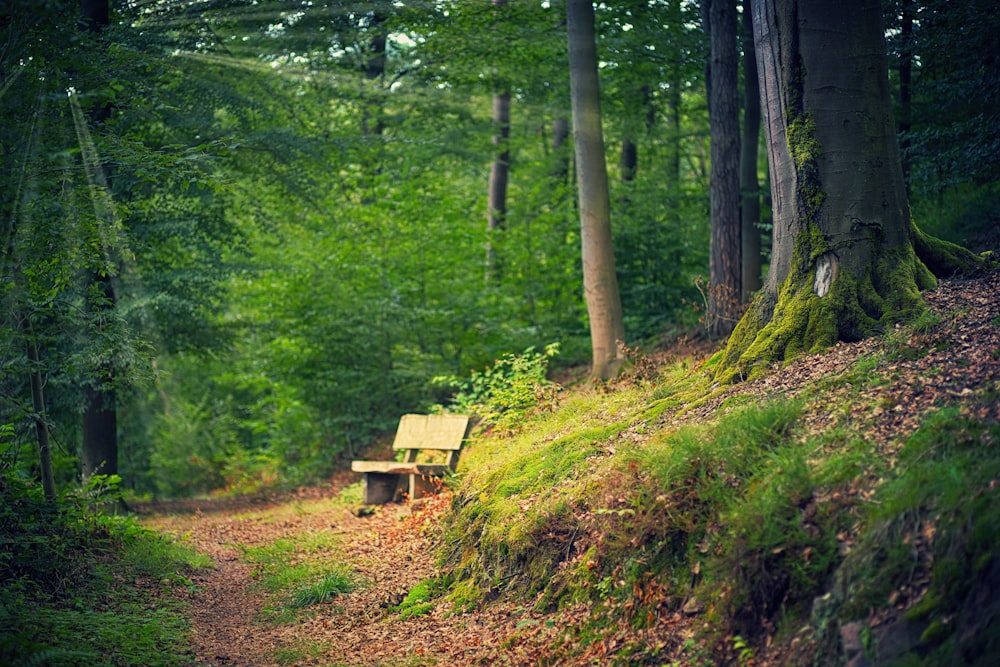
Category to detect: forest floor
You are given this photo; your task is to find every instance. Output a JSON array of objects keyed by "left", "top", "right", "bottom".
[{"left": 134, "top": 270, "right": 1000, "bottom": 666}]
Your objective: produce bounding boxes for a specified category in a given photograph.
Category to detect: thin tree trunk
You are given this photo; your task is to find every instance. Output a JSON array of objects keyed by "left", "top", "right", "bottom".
[
  {"left": 705, "top": 0, "right": 742, "bottom": 337},
  {"left": 26, "top": 328, "right": 56, "bottom": 502},
  {"left": 80, "top": 0, "right": 118, "bottom": 482},
  {"left": 898, "top": 0, "right": 913, "bottom": 194},
  {"left": 486, "top": 90, "right": 511, "bottom": 282},
  {"left": 485, "top": 0, "right": 511, "bottom": 284},
  {"left": 740, "top": 0, "right": 762, "bottom": 300},
  {"left": 567, "top": 0, "right": 626, "bottom": 380},
  {"left": 551, "top": 115, "right": 570, "bottom": 183},
  {"left": 360, "top": 9, "right": 387, "bottom": 204}
]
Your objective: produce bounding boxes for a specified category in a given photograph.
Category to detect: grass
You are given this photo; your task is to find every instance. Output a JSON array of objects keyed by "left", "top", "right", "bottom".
[
  {"left": 0, "top": 490, "right": 209, "bottom": 667},
  {"left": 431, "top": 314, "right": 1000, "bottom": 665},
  {"left": 273, "top": 638, "right": 331, "bottom": 666},
  {"left": 841, "top": 410, "right": 1000, "bottom": 621},
  {"left": 238, "top": 531, "right": 361, "bottom": 621}
]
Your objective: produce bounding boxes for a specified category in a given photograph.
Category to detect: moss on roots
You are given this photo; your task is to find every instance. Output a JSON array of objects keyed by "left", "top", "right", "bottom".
[
  {"left": 909, "top": 220, "right": 990, "bottom": 279},
  {"left": 715, "top": 238, "right": 935, "bottom": 384}
]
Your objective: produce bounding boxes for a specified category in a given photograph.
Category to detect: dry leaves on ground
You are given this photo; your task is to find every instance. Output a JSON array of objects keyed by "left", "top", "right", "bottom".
[{"left": 136, "top": 271, "right": 1000, "bottom": 667}]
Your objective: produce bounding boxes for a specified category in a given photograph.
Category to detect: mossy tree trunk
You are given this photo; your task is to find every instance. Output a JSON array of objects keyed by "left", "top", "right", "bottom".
[{"left": 717, "top": 0, "right": 984, "bottom": 382}]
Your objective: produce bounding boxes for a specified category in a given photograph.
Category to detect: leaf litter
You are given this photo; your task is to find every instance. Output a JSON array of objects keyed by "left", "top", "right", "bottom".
[{"left": 136, "top": 271, "right": 1000, "bottom": 666}]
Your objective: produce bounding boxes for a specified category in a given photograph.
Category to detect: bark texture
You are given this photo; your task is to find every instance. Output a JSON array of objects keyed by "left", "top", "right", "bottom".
[
  {"left": 485, "top": 0, "right": 510, "bottom": 283},
  {"left": 740, "top": 0, "right": 762, "bottom": 300},
  {"left": 705, "top": 0, "right": 742, "bottom": 337},
  {"left": 486, "top": 91, "right": 511, "bottom": 281},
  {"left": 717, "top": 0, "right": 984, "bottom": 382},
  {"left": 81, "top": 0, "right": 119, "bottom": 481},
  {"left": 567, "top": 0, "right": 625, "bottom": 380}
]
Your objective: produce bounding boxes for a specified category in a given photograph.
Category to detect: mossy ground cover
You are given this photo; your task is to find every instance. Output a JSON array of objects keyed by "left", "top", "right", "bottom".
[
  {"left": 112, "top": 271, "right": 998, "bottom": 666},
  {"left": 429, "top": 272, "right": 1000, "bottom": 665}
]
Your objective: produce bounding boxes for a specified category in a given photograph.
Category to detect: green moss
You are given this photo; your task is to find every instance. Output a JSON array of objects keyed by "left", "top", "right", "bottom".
[
  {"left": 787, "top": 113, "right": 826, "bottom": 219},
  {"left": 716, "top": 235, "right": 935, "bottom": 384},
  {"left": 919, "top": 618, "right": 953, "bottom": 645},
  {"left": 909, "top": 219, "right": 990, "bottom": 278},
  {"left": 787, "top": 114, "right": 820, "bottom": 168}
]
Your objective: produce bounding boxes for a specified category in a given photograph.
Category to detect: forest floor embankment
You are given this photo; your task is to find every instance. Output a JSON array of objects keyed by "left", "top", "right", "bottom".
[{"left": 136, "top": 270, "right": 1000, "bottom": 666}]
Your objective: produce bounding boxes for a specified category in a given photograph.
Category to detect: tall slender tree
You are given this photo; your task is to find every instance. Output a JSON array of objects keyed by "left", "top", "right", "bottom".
[
  {"left": 80, "top": 0, "right": 119, "bottom": 482},
  {"left": 703, "top": 0, "right": 742, "bottom": 337},
  {"left": 739, "top": 0, "right": 762, "bottom": 301},
  {"left": 567, "top": 0, "right": 625, "bottom": 380},
  {"left": 718, "top": 0, "right": 984, "bottom": 382}
]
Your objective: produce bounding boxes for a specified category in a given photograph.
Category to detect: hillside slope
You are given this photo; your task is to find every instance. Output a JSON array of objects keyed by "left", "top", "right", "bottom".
[
  {"left": 139, "top": 271, "right": 1000, "bottom": 667},
  {"left": 435, "top": 270, "right": 1000, "bottom": 666}
]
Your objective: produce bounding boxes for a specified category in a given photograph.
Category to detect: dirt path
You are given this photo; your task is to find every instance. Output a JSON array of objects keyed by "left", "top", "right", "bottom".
[
  {"left": 135, "top": 272, "right": 1000, "bottom": 667},
  {"left": 137, "top": 480, "right": 555, "bottom": 666}
]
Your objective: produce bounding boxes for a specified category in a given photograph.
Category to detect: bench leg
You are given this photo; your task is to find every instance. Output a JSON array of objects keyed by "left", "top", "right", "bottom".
[
  {"left": 408, "top": 473, "right": 442, "bottom": 500},
  {"left": 362, "top": 472, "right": 401, "bottom": 504}
]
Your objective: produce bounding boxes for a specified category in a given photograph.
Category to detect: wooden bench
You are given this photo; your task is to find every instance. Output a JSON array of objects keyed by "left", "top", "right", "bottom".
[{"left": 351, "top": 414, "right": 471, "bottom": 505}]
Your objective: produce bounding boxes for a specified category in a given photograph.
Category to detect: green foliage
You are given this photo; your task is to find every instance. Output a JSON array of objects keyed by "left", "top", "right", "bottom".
[
  {"left": 436, "top": 344, "right": 561, "bottom": 429},
  {"left": 0, "top": 466, "right": 205, "bottom": 666},
  {"left": 391, "top": 577, "right": 447, "bottom": 619},
  {"left": 289, "top": 571, "right": 359, "bottom": 609}
]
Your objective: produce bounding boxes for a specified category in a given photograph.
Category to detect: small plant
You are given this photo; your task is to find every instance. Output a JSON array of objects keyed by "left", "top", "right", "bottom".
[
  {"left": 240, "top": 534, "right": 361, "bottom": 619},
  {"left": 392, "top": 578, "right": 446, "bottom": 619},
  {"left": 434, "top": 343, "right": 561, "bottom": 430},
  {"left": 289, "top": 570, "right": 358, "bottom": 608},
  {"left": 732, "top": 635, "right": 755, "bottom": 666}
]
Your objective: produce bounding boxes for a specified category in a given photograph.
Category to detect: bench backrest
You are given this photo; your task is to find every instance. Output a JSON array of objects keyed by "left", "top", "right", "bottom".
[{"left": 392, "top": 414, "right": 471, "bottom": 467}]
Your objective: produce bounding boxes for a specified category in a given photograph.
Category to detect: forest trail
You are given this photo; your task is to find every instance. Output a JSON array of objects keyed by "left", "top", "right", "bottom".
[
  {"left": 134, "top": 271, "right": 1000, "bottom": 667},
  {"left": 137, "top": 479, "right": 566, "bottom": 666}
]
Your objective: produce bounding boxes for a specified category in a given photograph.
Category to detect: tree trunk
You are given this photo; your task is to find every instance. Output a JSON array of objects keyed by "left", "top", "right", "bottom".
[
  {"left": 485, "top": 0, "right": 511, "bottom": 284},
  {"left": 666, "top": 18, "right": 683, "bottom": 227},
  {"left": 360, "top": 9, "right": 387, "bottom": 204},
  {"left": 26, "top": 329, "right": 56, "bottom": 502},
  {"left": 82, "top": 384, "right": 118, "bottom": 479},
  {"left": 740, "top": 0, "right": 762, "bottom": 301},
  {"left": 620, "top": 85, "right": 653, "bottom": 185},
  {"left": 486, "top": 90, "right": 511, "bottom": 282},
  {"left": 718, "top": 0, "right": 983, "bottom": 382},
  {"left": 80, "top": 0, "right": 118, "bottom": 482},
  {"left": 897, "top": 0, "right": 913, "bottom": 194},
  {"left": 704, "top": 0, "right": 742, "bottom": 337},
  {"left": 551, "top": 115, "right": 571, "bottom": 183},
  {"left": 567, "top": 0, "right": 626, "bottom": 380}
]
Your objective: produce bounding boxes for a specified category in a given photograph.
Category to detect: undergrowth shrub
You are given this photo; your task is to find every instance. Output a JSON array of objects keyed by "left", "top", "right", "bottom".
[
  {"left": 0, "top": 471, "right": 206, "bottom": 665},
  {"left": 434, "top": 343, "right": 560, "bottom": 430}
]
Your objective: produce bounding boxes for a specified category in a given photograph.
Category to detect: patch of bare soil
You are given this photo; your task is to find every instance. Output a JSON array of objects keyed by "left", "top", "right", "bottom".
[{"left": 136, "top": 272, "right": 1000, "bottom": 667}]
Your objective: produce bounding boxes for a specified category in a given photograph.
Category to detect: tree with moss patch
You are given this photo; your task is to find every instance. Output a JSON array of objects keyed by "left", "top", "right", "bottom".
[{"left": 717, "top": 0, "right": 986, "bottom": 382}]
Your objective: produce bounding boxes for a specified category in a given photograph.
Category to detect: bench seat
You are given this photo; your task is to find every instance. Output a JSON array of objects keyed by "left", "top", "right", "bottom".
[
  {"left": 351, "top": 414, "right": 471, "bottom": 504},
  {"left": 350, "top": 461, "right": 451, "bottom": 476}
]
